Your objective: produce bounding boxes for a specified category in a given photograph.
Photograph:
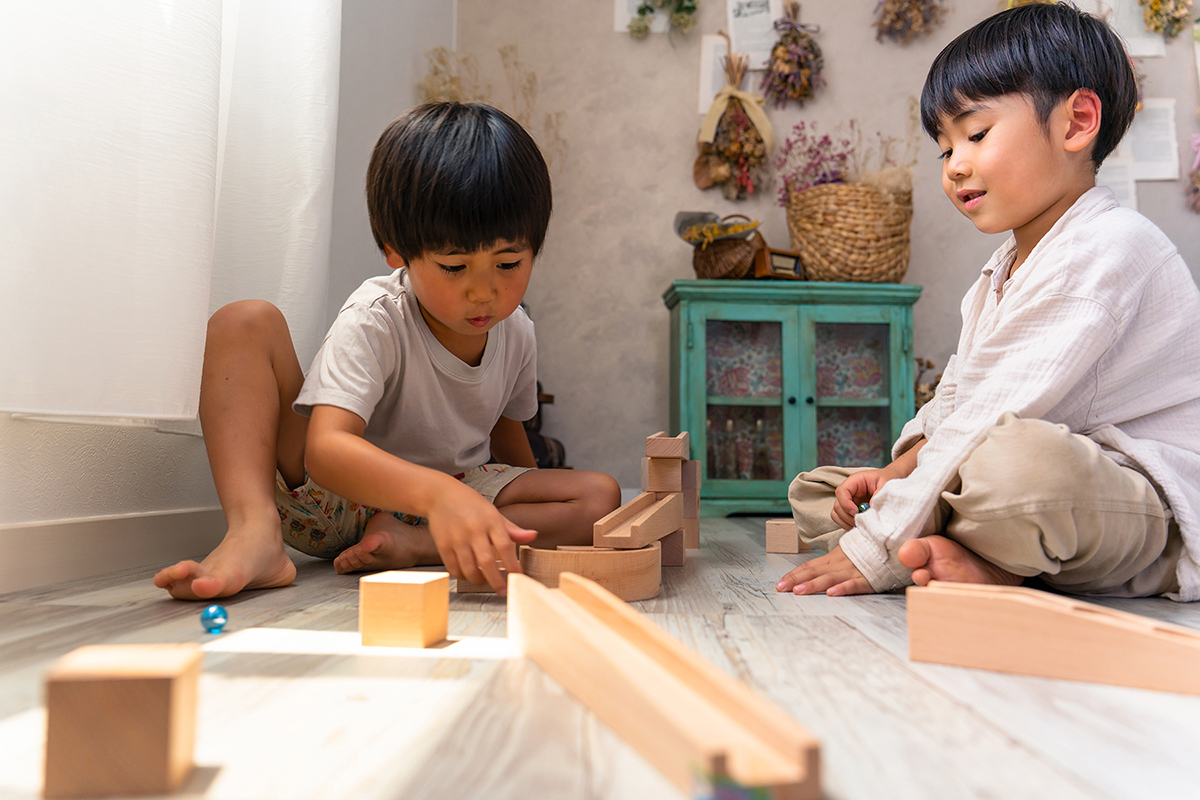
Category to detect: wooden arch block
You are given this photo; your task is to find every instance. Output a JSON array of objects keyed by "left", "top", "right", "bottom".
[{"left": 520, "top": 543, "right": 661, "bottom": 601}]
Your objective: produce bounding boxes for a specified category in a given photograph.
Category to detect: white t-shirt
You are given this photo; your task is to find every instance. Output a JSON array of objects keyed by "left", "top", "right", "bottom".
[
  {"left": 839, "top": 187, "right": 1200, "bottom": 600},
  {"left": 294, "top": 269, "right": 538, "bottom": 475}
]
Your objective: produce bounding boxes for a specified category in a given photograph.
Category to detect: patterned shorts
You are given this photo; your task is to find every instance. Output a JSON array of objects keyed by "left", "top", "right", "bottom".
[{"left": 275, "top": 464, "right": 531, "bottom": 559}]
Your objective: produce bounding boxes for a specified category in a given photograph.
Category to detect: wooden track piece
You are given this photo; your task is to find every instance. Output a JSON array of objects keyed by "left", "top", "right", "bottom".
[
  {"left": 520, "top": 543, "right": 661, "bottom": 601},
  {"left": 646, "top": 431, "right": 690, "bottom": 460},
  {"left": 765, "top": 519, "right": 812, "bottom": 553},
  {"left": 43, "top": 643, "right": 202, "bottom": 799},
  {"left": 642, "top": 457, "right": 683, "bottom": 492},
  {"left": 907, "top": 581, "right": 1200, "bottom": 695},
  {"left": 595, "top": 492, "right": 683, "bottom": 549},
  {"left": 507, "top": 572, "right": 820, "bottom": 798},
  {"left": 660, "top": 529, "right": 686, "bottom": 567},
  {"left": 359, "top": 571, "right": 449, "bottom": 647},
  {"left": 683, "top": 518, "right": 700, "bottom": 550},
  {"left": 594, "top": 491, "right": 657, "bottom": 537}
]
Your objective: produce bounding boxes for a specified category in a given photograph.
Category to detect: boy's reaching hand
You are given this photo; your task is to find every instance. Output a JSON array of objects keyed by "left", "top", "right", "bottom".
[
  {"left": 426, "top": 480, "right": 538, "bottom": 592},
  {"left": 775, "top": 546, "right": 874, "bottom": 597}
]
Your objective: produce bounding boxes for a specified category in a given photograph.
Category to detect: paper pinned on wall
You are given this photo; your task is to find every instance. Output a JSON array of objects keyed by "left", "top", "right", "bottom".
[
  {"left": 614, "top": 0, "right": 669, "bottom": 34},
  {"left": 1104, "top": 0, "right": 1165, "bottom": 57},
  {"left": 1128, "top": 98, "right": 1180, "bottom": 181},
  {"left": 699, "top": 34, "right": 736, "bottom": 113},
  {"left": 726, "top": 0, "right": 784, "bottom": 70},
  {"left": 1097, "top": 155, "right": 1138, "bottom": 211}
]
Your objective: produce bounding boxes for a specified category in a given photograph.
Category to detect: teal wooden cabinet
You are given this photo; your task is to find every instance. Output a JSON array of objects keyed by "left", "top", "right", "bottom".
[{"left": 663, "top": 280, "right": 923, "bottom": 516}]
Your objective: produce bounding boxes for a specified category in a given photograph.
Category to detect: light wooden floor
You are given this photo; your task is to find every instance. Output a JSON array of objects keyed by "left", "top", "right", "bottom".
[{"left": 3, "top": 517, "right": 1200, "bottom": 800}]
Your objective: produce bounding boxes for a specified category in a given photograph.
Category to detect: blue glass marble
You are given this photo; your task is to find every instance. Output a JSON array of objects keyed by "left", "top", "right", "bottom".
[
  {"left": 200, "top": 604, "right": 228, "bottom": 634},
  {"left": 857, "top": 502, "right": 871, "bottom": 514}
]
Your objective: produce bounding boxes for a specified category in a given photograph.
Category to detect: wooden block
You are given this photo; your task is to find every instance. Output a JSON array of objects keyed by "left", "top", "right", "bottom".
[
  {"left": 43, "top": 643, "right": 202, "bottom": 798},
  {"left": 359, "top": 571, "right": 449, "bottom": 647},
  {"left": 645, "top": 431, "right": 690, "bottom": 460},
  {"left": 907, "top": 581, "right": 1200, "bottom": 695},
  {"left": 681, "top": 459, "right": 701, "bottom": 520},
  {"left": 683, "top": 518, "right": 700, "bottom": 549},
  {"left": 520, "top": 544, "right": 660, "bottom": 601},
  {"left": 594, "top": 491, "right": 657, "bottom": 538},
  {"left": 595, "top": 492, "right": 683, "bottom": 549},
  {"left": 642, "top": 457, "right": 683, "bottom": 492},
  {"left": 660, "top": 529, "right": 685, "bottom": 567},
  {"left": 765, "top": 518, "right": 812, "bottom": 553},
  {"left": 507, "top": 572, "right": 821, "bottom": 798}
]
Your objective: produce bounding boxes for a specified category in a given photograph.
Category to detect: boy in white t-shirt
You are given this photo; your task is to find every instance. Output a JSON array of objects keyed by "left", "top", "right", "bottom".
[
  {"left": 777, "top": 3, "right": 1200, "bottom": 600},
  {"left": 156, "top": 103, "right": 621, "bottom": 599}
]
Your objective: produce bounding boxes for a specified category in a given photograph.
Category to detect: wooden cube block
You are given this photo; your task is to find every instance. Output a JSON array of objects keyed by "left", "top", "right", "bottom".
[
  {"left": 683, "top": 518, "right": 700, "bottom": 549},
  {"left": 645, "top": 431, "right": 690, "bottom": 460},
  {"left": 660, "top": 528, "right": 686, "bottom": 566},
  {"left": 765, "top": 518, "right": 812, "bottom": 553},
  {"left": 44, "top": 643, "right": 202, "bottom": 799},
  {"left": 360, "top": 571, "right": 449, "bottom": 647},
  {"left": 641, "top": 457, "right": 683, "bottom": 492}
]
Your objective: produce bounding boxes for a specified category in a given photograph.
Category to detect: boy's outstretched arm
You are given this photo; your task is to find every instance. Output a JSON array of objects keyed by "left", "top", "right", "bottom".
[{"left": 305, "top": 405, "right": 535, "bottom": 591}]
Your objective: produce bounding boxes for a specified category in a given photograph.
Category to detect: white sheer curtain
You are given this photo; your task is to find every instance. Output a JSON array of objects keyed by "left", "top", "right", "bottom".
[{"left": 0, "top": 0, "right": 341, "bottom": 422}]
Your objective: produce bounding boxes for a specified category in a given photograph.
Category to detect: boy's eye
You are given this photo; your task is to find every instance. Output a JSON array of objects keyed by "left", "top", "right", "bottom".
[
  {"left": 498, "top": 261, "right": 523, "bottom": 271},
  {"left": 435, "top": 263, "right": 465, "bottom": 274},
  {"left": 938, "top": 148, "right": 952, "bottom": 161},
  {"left": 968, "top": 130, "right": 987, "bottom": 142}
]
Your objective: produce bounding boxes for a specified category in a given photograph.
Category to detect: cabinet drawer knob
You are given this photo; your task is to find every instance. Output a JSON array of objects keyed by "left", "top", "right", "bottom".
[
  {"left": 788, "top": 396, "right": 797, "bottom": 405},
  {"left": 806, "top": 397, "right": 814, "bottom": 405}
]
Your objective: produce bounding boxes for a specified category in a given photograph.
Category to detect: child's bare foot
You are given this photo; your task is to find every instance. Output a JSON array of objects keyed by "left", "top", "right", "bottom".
[
  {"left": 153, "top": 522, "right": 296, "bottom": 600},
  {"left": 898, "top": 535, "right": 1024, "bottom": 588},
  {"left": 333, "top": 514, "right": 439, "bottom": 574}
]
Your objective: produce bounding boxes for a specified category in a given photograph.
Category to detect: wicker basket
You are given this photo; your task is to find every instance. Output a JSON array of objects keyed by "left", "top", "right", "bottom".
[
  {"left": 692, "top": 214, "right": 766, "bottom": 280},
  {"left": 786, "top": 182, "right": 912, "bottom": 282}
]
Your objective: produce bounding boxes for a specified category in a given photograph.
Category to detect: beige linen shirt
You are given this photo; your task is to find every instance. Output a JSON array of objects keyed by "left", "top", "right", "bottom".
[{"left": 840, "top": 187, "right": 1200, "bottom": 600}]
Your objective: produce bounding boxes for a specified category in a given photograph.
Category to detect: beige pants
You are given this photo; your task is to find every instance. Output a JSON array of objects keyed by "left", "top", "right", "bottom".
[{"left": 788, "top": 413, "right": 1182, "bottom": 597}]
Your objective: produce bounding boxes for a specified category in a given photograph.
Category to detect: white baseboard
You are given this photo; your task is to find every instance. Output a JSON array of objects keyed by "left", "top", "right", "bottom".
[{"left": 0, "top": 507, "right": 226, "bottom": 595}]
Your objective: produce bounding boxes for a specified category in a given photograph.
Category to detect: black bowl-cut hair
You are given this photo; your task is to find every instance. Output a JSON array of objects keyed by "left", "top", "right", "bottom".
[
  {"left": 920, "top": 2, "right": 1137, "bottom": 171},
  {"left": 367, "top": 102, "right": 553, "bottom": 262}
]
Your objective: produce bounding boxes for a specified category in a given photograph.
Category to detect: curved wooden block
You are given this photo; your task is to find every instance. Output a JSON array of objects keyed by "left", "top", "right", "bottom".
[{"left": 519, "top": 544, "right": 661, "bottom": 602}]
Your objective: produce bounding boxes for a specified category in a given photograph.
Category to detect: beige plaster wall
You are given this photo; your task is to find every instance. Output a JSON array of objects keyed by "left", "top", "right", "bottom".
[{"left": 457, "top": 0, "right": 1200, "bottom": 488}]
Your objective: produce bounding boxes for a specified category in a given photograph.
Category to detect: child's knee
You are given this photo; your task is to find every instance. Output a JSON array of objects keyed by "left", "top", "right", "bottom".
[
  {"left": 582, "top": 471, "right": 621, "bottom": 520},
  {"left": 207, "top": 299, "right": 287, "bottom": 344},
  {"left": 962, "top": 413, "right": 1093, "bottom": 501}
]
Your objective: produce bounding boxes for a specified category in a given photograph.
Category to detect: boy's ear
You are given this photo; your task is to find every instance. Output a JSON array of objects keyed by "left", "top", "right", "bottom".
[
  {"left": 382, "top": 245, "right": 406, "bottom": 271},
  {"left": 1062, "top": 88, "right": 1102, "bottom": 155}
]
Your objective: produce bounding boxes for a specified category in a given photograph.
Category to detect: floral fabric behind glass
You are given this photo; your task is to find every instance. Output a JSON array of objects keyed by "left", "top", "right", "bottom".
[
  {"left": 706, "top": 321, "right": 782, "bottom": 398},
  {"left": 816, "top": 323, "right": 888, "bottom": 399},
  {"left": 817, "top": 407, "right": 888, "bottom": 468}
]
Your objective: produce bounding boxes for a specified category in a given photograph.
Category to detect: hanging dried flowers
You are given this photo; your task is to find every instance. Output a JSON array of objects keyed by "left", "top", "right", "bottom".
[
  {"left": 1137, "top": 0, "right": 1193, "bottom": 40},
  {"left": 1187, "top": 134, "right": 1200, "bottom": 214},
  {"left": 873, "top": 0, "right": 946, "bottom": 45},
  {"left": 761, "top": 1, "right": 825, "bottom": 108},
  {"left": 694, "top": 33, "right": 775, "bottom": 201},
  {"left": 772, "top": 120, "right": 854, "bottom": 206},
  {"left": 628, "top": 0, "right": 699, "bottom": 40}
]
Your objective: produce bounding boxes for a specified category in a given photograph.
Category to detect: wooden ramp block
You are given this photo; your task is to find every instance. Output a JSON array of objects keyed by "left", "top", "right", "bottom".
[
  {"left": 594, "top": 491, "right": 656, "bottom": 538},
  {"left": 641, "top": 457, "right": 683, "bottom": 492},
  {"left": 44, "top": 643, "right": 202, "bottom": 799},
  {"left": 660, "top": 529, "right": 686, "bottom": 567},
  {"left": 646, "top": 431, "right": 690, "bottom": 459},
  {"left": 360, "top": 571, "right": 449, "bottom": 647},
  {"left": 907, "top": 581, "right": 1200, "bottom": 695},
  {"left": 766, "top": 519, "right": 812, "bottom": 553},
  {"left": 595, "top": 492, "right": 683, "bottom": 549},
  {"left": 507, "top": 572, "right": 821, "bottom": 798},
  {"left": 683, "top": 518, "right": 700, "bottom": 550},
  {"left": 520, "top": 544, "right": 660, "bottom": 601}
]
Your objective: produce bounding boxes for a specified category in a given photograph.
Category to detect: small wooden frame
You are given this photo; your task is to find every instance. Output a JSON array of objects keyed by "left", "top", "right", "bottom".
[
  {"left": 359, "top": 571, "right": 449, "bottom": 648},
  {"left": 753, "top": 246, "right": 805, "bottom": 280},
  {"left": 508, "top": 572, "right": 821, "bottom": 798},
  {"left": 44, "top": 643, "right": 202, "bottom": 798},
  {"left": 907, "top": 581, "right": 1200, "bottom": 695},
  {"left": 595, "top": 492, "right": 683, "bottom": 549},
  {"left": 765, "top": 519, "right": 812, "bottom": 554},
  {"left": 520, "top": 544, "right": 660, "bottom": 601},
  {"left": 642, "top": 457, "right": 683, "bottom": 492},
  {"left": 646, "top": 431, "right": 690, "bottom": 460}
]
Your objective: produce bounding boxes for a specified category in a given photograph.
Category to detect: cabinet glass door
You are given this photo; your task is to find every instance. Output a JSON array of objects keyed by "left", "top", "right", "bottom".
[
  {"left": 804, "top": 313, "right": 896, "bottom": 469},
  {"left": 690, "top": 306, "right": 799, "bottom": 496}
]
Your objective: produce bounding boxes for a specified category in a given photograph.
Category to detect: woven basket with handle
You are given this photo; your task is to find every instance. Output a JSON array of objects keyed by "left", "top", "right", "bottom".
[
  {"left": 786, "top": 182, "right": 912, "bottom": 282},
  {"left": 692, "top": 214, "right": 767, "bottom": 280}
]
